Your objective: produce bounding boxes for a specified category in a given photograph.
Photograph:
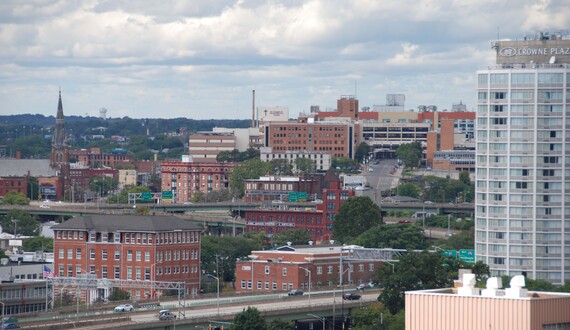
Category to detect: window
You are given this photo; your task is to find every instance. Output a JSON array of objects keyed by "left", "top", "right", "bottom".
[
  {"left": 76, "top": 248, "right": 81, "bottom": 259},
  {"left": 145, "top": 268, "right": 151, "bottom": 280},
  {"left": 316, "top": 266, "right": 322, "bottom": 275},
  {"left": 247, "top": 280, "right": 252, "bottom": 289},
  {"left": 265, "top": 266, "right": 270, "bottom": 275},
  {"left": 136, "top": 251, "right": 142, "bottom": 261},
  {"left": 145, "top": 251, "right": 150, "bottom": 262},
  {"left": 58, "top": 248, "right": 64, "bottom": 259},
  {"left": 102, "top": 249, "right": 107, "bottom": 260},
  {"left": 67, "top": 248, "right": 72, "bottom": 259},
  {"left": 327, "top": 266, "right": 333, "bottom": 274},
  {"left": 114, "top": 250, "right": 120, "bottom": 261},
  {"left": 102, "top": 266, "right": 108, "bottom": 279},
  {"left": 282, "top": 267, "right": 287, "bottom": 276},
  {"left": 127, "top": 250, "right": 133, "bottom": 261},
  {"left": 241, "top": 280, "right": 246, "bottom": 289},
  {"left": 114, "top": 267, "right": 120, "bottom": 279},
  {"left": 90, "top": 249, "right": 95, "bottom": 259}
]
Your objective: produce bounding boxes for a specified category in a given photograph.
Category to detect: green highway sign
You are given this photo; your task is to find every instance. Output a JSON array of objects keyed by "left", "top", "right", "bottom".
[
  {"left": 141, "top": 192, "right": 152, "bottom": 201},
  {"left": 459, "top": 249, "right": 476, "bottom": 264},
  {"left": 440, "top": 250, "right": 457, "bottom": 258},
  {"left": 289, "top": 191, "right": 308, "bottom": 202},
  {"left": 161, "top": 190, "right": 173, "bottom": 199},
  {"left": 289, "top": 192, "right": 299, "bottom": 202}
]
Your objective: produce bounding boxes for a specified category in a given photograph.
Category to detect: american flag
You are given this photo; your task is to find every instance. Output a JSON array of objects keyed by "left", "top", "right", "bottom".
[{"left": 43, "top": 265, "right": 54, "bottom": 279}]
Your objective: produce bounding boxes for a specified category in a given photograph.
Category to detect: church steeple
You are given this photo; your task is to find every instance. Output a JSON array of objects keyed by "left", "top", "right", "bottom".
[{"left": 50, "top": 89, "right": 68, "bottom": 167}]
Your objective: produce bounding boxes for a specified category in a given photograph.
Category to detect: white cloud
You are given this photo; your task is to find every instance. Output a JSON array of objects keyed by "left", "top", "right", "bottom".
[{"left": 0, "top": 0, "right": 568, "bottom": 118}]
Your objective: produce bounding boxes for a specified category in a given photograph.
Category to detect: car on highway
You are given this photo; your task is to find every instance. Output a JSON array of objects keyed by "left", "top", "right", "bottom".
[
  {"left": 1, "top": 323, "right": 20, "bottom": 329},
  {"left": 287, "top": 289, "right": 304, "bottom": 296},
  {"left": 342, "top": 293, "right": 361, "bottom": 300},
  {"left": 40, "top": 204, "right": 50, "bottom": 209},
  {"left": 158, "top": 309, "right": 177, "bottom": 320},
  {"left": 114, "top": 304, "right": 134, "bottom": 312}
]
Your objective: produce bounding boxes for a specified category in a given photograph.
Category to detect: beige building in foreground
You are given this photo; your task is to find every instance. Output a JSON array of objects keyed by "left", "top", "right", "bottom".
[{"left": 406, "top": 274, "right": 570, "bottom": 330}]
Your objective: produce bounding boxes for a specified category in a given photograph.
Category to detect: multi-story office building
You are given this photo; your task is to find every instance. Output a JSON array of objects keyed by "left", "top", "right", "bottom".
[
  {"left": 188, "top": 131, "right": 237, "bottom": 163},
  {"left": 265, "top": 119, "right": 356, "bottom": 159},
  {"left": 160, "top": 160, "right": 234, "bottom": 203},
  {"left": 475, "top": 32, "right": 570, "bottom": 284},
  {"left": 52, "top": 215, "right": 202, "bottom": 300}
]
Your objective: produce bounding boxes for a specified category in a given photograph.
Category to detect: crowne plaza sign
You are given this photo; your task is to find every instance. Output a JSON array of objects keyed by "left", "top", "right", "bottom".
[{"left": 495, "top": 39, "right": 570, "bottom": 64}]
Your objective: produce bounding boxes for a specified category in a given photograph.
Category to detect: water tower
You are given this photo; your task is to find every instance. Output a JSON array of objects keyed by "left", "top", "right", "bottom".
[{"left": 99, "top": 107, "right": 107, "bottom": 119}]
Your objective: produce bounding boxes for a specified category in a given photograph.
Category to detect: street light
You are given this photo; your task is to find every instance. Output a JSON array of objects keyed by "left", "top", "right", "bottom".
[
  {"left": 205, "top": 274, "right": 220, "bottom": 316},
  {"left": 307, "top": 313, "right": 325, "bottom": 330},
  {"left": 299, "top": 266, "right": 312, "bottom": 308}
]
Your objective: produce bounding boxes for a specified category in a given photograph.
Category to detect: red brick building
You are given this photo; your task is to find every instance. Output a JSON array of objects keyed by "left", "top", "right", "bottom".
[
  {"left": 69, "top": 147, "right": 134, "bottom": 168},
  {"left": 160, "top": 161, "right": 235, "bottom": 204},
  {"left": 265, "top": 120, "right": 356, "bottom": 159},
  {"left": 235, "top": 245, "right": 381, "bottom": 293},
  {"left": 0, "top": 176, "right": 28, "bottom": 198},
  {"left": 243, "top": 182, "right": 354, "bottom": 242},
  {"left": 52, "top": 215, "right": 202, "bottom": 300}
]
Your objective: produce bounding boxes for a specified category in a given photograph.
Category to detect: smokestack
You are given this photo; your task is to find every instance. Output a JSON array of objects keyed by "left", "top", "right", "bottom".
[{"left": 252, "top": 90, "right": 255, "bottom": 128}]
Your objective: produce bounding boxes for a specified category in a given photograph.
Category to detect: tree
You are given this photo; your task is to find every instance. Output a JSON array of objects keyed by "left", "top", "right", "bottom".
[
  {"left": 333, "top": 196, "right": 383, "bottom": 244},
  {"left": 89, "top": 176, "right": 118, "bottom": 197},
  {"left": 268, "top": 319, "right": 294, "bottom": 330},
  {"left": 331, "top": 157, "right": 358, "bottom": 171},
  {"left": 397, "top": 182, "right": 420, "bottom": 199},
  {"left": 201, "top": 235, "right": 263, "bottom": 282},
  {"left": 442, "top": 227, "right": 474, "bottom": 250},
  {"left": 230, "top": 307, "right": 267, "bottom": 330},
  {"left": 0, "top": 210, "right": 40, "bottom": 236},
  {"left": 230, "top": 159, "right": 271, "bottom": 197},
  {"left": 271, "top": 228, "right": 311, "bottom": 246},
  {"left": 294, "top": 157, "right": 316, "bottom": 174},
  {"left": 395, "top": 142, "right": 421, "bottom": 168},
  {"left": 355, "top": 142, "right": 371, "bottom": 163},
  {"left": 107, "top": 185, "right": 151, "bottom": 204},
  {"left": 355, "top": 224, "right": 427, "bottom": 250},
  {"left": 268, "top": 159, "right": 293, "bottom": 176},
  {"left": 351, "top": 303, "right": 405, "bottom": 330},
  {"left": 376, "top": 251, "right": 456, "bottom": 314},
  {"left": 23, "top": 236, "right": 53, "bottom": 252},
  {"left": 1, "top": 191, "right": 30, "bottom": 205},
  {"left": 108, "top": 288, "right": 130, "bottom": 301}
]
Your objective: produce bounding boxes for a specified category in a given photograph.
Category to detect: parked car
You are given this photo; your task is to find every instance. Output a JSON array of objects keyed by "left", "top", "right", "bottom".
[
  {"left": 1, "top": 324, "right": 20, "bottom": 329},
  {"left": 114, "top": 304, "right": 134, "bottom": 312},
  {"left": 288, "top": 289, "right": 304, "bottom": 296},
  {"left": 342, "top": 293, "right": 361, "bottom": 300},
  {"left": 158, "top": 309, "right": 176, "bottom": 320},
  {"left": 357, "top": 283, "right": 370, "bottom": 291}
]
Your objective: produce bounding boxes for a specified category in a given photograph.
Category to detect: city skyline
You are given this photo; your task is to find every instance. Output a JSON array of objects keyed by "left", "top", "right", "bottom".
[{"left": 1, "top": 0, "right": 568, "bottom": 119}]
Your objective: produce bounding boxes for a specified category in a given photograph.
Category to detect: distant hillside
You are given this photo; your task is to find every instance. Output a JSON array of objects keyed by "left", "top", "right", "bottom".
[{"left": 0, "top": 114, "right": 251, "bottom": 136}]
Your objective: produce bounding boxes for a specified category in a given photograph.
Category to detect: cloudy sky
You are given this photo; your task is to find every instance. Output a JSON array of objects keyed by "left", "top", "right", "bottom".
[{"left": 1, "top": 0, "right": 568, "bottom": 119}]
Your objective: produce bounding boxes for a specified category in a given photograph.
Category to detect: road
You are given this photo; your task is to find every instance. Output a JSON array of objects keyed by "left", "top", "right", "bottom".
[
  {"left": 360, "top": 159, "right": 399, "bottom": 204},
  {"left": 130, "top": 291, "right": 379, "bottom": 324}
]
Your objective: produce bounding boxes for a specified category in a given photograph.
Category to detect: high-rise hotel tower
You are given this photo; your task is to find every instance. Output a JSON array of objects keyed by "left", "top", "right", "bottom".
[{"left": 476, "top": 32, "right": 570, "bottom": 284}]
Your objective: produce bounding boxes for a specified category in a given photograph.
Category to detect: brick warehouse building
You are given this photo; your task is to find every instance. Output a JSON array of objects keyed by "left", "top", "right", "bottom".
[
  {"left": 52, "top": 215, "right": 202, "bottom": 301},
  {"left": 235, "top": 245, "right": 382, "bottom": 293}
]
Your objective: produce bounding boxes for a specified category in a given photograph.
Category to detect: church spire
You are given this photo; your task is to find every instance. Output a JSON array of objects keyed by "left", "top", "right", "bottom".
[{"left": 51, "top": 89, "right": 68, "bottom": 167}]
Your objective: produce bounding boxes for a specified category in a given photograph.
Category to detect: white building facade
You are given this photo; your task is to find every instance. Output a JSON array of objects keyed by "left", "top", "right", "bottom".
[{"left": 475, "top": 32, "right": 570, "bottom": 284}]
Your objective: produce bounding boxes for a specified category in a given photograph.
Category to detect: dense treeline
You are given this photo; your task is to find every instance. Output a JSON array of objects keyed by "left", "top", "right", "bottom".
[{"left": 0, "top": 115, "right": 250, "bottom": 159}]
